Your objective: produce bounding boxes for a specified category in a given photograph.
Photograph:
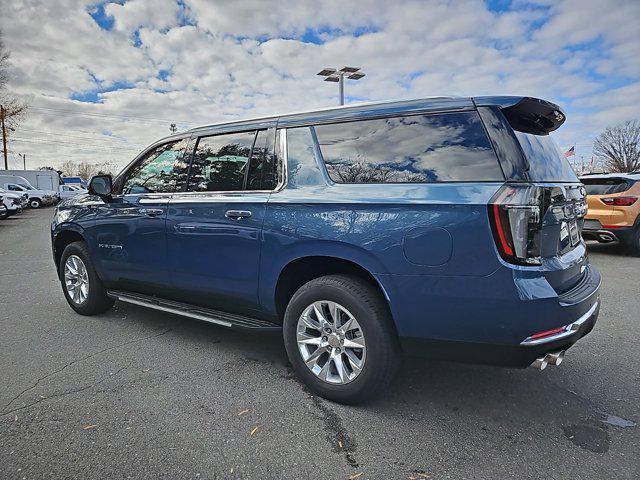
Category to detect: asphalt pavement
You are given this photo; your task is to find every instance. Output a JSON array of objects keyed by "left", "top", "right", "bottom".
[{"left": 1, "top": 207, "right": 638, "bottom": 479}]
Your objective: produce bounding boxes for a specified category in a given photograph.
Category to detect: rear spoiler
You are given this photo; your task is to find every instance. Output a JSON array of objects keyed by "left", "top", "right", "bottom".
[{"left": 473, "top": 96, "right": 566, "bottom": 135}]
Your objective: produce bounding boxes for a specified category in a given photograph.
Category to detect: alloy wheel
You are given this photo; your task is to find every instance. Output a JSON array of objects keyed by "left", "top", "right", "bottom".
[
  {"left": 296, "top": 300, "right": 366, "bottom": 384},
  {"left": 64, "top": 255, "right": 89, "bottom": 304}
]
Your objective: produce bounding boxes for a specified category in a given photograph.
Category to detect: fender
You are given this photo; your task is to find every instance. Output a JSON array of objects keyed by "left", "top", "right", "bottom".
[{"left": 258, "top": 238, "right": 390, "bottom": 316}]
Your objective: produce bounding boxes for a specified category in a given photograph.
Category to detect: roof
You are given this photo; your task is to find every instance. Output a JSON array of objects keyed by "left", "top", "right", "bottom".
[
  {"left": 149, "top": 95, "right": 561, "bottom": 147},
  {"left": 184, "top": 95, "right": 542, "bottom": 134}
]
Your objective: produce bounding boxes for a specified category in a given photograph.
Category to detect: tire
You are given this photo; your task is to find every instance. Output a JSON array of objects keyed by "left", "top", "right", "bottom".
[
  {"left": 628, "top": 226, "right": 640, "bottom": 257},
  {"left": 283, "top": 274, "right": 401, "bottom": 404},
  {"left": 59, "top": 241, "right": 114, "bottom": 315},
  {"left": 29, "top": 198, "right": 42, "bottom": 208}
]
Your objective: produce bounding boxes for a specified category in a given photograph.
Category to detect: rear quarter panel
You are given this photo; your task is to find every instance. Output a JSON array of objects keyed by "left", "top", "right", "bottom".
[{"left": 259, "top": 182, "right": 504, "bottom": 316}]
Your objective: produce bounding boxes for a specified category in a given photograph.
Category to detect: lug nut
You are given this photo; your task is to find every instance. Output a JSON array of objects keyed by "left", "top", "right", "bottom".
[
  {"left": 324, "top": 327, "right": 332, "bottom": 333},
  {"left": 322, "top": 336, "right": 327, "bottom": 341},
  {"left": 335, "top": 348, "right": 341, "bottom": 353}
]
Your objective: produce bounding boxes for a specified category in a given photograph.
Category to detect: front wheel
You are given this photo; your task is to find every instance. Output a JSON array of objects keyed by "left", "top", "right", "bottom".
[
  {"left": 29, "top": 198, "right": 42, "bottom": 208},
  {"left": 59, "top": 241, "right": 114, "bottom": 315},
  {"left": 283, "top": 274, "right": 401, "bottom": 404}
]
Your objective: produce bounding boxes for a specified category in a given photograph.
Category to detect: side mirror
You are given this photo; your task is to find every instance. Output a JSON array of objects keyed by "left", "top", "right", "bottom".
[{"left": 88, "top": 175, "right": 113, "bottom": 198}]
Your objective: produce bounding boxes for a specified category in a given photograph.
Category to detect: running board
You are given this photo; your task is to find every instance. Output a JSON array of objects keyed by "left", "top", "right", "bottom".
[{"left": 107, "top": 290, "right": 281, "bottom": 331}]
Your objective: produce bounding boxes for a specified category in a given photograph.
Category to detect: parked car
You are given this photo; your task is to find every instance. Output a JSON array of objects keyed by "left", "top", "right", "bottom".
[
  {"left": 580, "top": 173, "right": 640, "bottom": 255},
  {"left": 51, "top": 96, "right": 600, "bottom": 403},
  {"left": 0, "top": 187, "right": 26, "bottom": 216},
  {"left": 0, "top": 175, "right": 58, "bottom": 208},
  {"left": 0, "top": 196, "right": 7, "bottom": 219},
  {"left": 59, "top": 184, "right": 87, "bottom": 199}
]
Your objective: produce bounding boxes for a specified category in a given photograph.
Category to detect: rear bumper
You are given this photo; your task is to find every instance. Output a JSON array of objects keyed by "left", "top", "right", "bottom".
[
  {"left": 382, "top": 261, "right": 601, "bottom": 367},
  {"left": 583, "top": 225, "right": 635, "bottom": 244},
  {"left": 400, "top": 299, "right": 599, "bottom": 367}
]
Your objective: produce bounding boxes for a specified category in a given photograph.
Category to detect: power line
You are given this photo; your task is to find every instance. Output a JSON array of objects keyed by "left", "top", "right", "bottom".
[{"left": 29, "top": 106, "right": 200, "bottom": 126}]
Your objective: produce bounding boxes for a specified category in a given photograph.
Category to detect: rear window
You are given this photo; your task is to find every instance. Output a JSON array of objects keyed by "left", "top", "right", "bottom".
[
  {"left": 581, "top": 178, "right": 632, "bottom": 195},
  {"left": 514, "top": 131, "right": 578, "bottom": 182},
  {"left": 314, "top": 111, "right": 503, "bottom": 183}
]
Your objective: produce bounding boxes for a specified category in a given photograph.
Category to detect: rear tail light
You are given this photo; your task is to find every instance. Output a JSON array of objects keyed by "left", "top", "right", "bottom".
[
  {"left": 488, "top": 185, "right": 543, "bottom": 265},
  {"left": 601, "top": 196, "right": 637, "bottom": 206}
]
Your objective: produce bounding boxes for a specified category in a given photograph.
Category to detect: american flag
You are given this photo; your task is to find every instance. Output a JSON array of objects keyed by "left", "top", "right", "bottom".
[{"left": 564, "top": 146, "right": 575, "bottom": 157}]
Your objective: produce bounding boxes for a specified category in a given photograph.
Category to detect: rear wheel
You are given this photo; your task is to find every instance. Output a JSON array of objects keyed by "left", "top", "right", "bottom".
[
  {"left": 283, "top": 274, "right": 400, "bottom": 404},
  {"left": 29, "top": 198, "right": 42, "bottom": 208},
  {"left": 59, "top": 241, "right": 114, "bottom": 315}
]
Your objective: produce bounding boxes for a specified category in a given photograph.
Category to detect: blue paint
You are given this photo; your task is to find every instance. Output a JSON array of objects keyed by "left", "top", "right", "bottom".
[{"left": 52, "top": 96, "right": 600, "bottom": 367}]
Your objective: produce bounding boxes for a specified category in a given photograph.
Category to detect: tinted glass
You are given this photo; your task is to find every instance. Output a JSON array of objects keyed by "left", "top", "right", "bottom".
[
  {"left": 189, "top": 131, "right": 256, "bottom": 192},
  {"left": 122, "top": 139, "right": 189, "bottom": 194},
  {"left": 286, "top": 127, "right": 324, "bottom": 188},
  {"left": 514, "top": 132, "right": 579, "bottom": 182},
  {"left": 582, "top": 178, "right": 632, "bottom": 195},
  {"left": 246, "top": 129, "right": 278, "bottom": 190},
  {"left": 314, "top": 111, "right": 502, "bottom": 183}
]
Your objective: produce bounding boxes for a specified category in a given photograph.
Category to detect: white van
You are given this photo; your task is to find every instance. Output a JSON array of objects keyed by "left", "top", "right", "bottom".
[{"left": 0, "top": 175, "right": 58, "bottom": 208}]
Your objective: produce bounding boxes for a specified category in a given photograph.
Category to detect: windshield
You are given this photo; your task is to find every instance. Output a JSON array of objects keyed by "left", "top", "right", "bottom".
[
  {"left": 18, "top": 183, "right": 34, "bottom": 190},
  {"left": 582, "top": 178, "right": 632, "bottom": 195},
  {"left": 515, "top": 131, "right": 579, "bottom": 182}
]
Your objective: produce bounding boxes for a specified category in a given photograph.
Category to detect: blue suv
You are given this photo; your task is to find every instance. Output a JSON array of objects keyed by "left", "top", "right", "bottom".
[{"left": 52, "top": 96, "right": 601, "bottom": 403}]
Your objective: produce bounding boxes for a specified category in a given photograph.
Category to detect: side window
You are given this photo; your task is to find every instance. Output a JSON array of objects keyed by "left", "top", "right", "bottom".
[
  {"left": 122, "top": 139, "right": 189, "bottom": 194},
  {"left": 8, "top": 184, "right": 22, "bottom": 191},
  {"left": 286, "top": 127, "right": 324, "bottom": 188},
  {"left": 246, "top": 129, "right": 279, "bottom": 190},
  {"left": 314, "top": 111, "right": 503, "bottom": 183},
  {"left": 188, "top": 131, "right": 256, "bottom": 192}
]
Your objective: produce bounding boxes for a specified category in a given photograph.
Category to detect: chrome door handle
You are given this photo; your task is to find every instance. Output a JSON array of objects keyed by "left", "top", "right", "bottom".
[
  {"left": 139, "top": 208, "right": 164, "bottom": 217},
  {"left": 225, "top": 210, "right": 252, "bottom": 220}
]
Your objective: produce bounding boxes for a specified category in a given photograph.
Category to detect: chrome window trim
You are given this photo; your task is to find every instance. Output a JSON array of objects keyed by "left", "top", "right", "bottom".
[{"left": 167, "top": 128, "right": 288, "bottom": 200}]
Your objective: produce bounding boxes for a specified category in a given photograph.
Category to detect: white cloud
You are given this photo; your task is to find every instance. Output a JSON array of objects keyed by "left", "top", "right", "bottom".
[{"left": 0, "top": 0, "right": 637, "bottom": 171}]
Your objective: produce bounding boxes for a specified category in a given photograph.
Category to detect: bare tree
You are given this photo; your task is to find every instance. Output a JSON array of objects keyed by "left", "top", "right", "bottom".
[
  {"left": 593, "top": 120, "right": 640, "bottom": 173},
  {"left": 59, "top": 159, "right": 115, "bottom": 178},
  {"left": 0, "top": 30, "right": 27, "bottom": 137},
  {"left": 0, "top": 32, "right": 9, "bottom": 92}
]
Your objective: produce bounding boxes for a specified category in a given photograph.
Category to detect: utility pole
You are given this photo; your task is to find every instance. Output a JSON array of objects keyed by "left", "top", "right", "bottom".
[
  {"left": 19, "top": 153, "right": 26, "bottom": 169},
  {"left": 1, "top": 105, "right": 7, "bottom": 170}
]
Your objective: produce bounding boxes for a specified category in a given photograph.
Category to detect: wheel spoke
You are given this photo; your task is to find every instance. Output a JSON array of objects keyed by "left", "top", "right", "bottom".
[
  {"left": 343, "top": 335, "right": 365, "bottom": 349},
  {"left": 304, "top": 346, "right": 328, "bottom": 367},
  {"left": 333, "top": 353, "right": 349, "bottom": 383},
  {"left": 338, "top": 317, "right": 354, "bottom": 334},
  {"left": 297, "top": 331, "right": 322, "bottom": 346},
  {"left": 312, "top": 302, "right": 328, "bottom": 325},
  {"left": 344, "top": 349, "right": 363, "bottom": 373},
  {"left": 327, "top": 301, "right": 340, "bottom": 324},
  {"left": 317, "top": 357, "right": 332, "bottom": 382},
  {"left": 300, "top": 311, "right": 322, "bottom": 330}
]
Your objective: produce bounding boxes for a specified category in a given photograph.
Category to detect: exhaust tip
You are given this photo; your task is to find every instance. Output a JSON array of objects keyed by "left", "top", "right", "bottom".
[
  {"left": 531, "top": 356, "right": 548, "bottom": 370},
  {"left": 545, "top": 350, "right": 565, "bottom": 366}
]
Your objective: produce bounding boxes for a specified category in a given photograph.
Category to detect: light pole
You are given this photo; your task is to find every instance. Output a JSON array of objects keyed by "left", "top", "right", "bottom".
[{"left": 317, "top": 67, "right": 365, "bottom": 105}]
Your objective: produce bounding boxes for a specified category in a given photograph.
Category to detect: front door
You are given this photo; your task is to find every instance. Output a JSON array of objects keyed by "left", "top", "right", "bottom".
[
  {"left": 166, "top": 127, "right": 277, "bottom": 314},
  {"left": 86, "top": 138, "right": 190, "bottom": 293}
]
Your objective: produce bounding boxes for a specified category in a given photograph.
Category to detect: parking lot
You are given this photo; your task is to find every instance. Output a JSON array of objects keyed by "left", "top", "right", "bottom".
[{"left": 0, "top": 207, "right": 638, "bottom": 479}]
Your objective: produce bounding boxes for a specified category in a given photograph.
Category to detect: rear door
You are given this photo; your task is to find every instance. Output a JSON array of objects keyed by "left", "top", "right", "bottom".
[{"left": 166, "top": 127, "right": 277, "bottom": 314}]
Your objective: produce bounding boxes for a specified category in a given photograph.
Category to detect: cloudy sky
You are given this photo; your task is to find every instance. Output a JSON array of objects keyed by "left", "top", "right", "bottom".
[{"left": 1, "top": 0, "right": 638, "bottom": 172}]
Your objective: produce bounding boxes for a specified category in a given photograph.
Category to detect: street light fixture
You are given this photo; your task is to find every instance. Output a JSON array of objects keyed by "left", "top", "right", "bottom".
[{"left": 317, "top": 66, "right": 366, "bottom": 105}]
